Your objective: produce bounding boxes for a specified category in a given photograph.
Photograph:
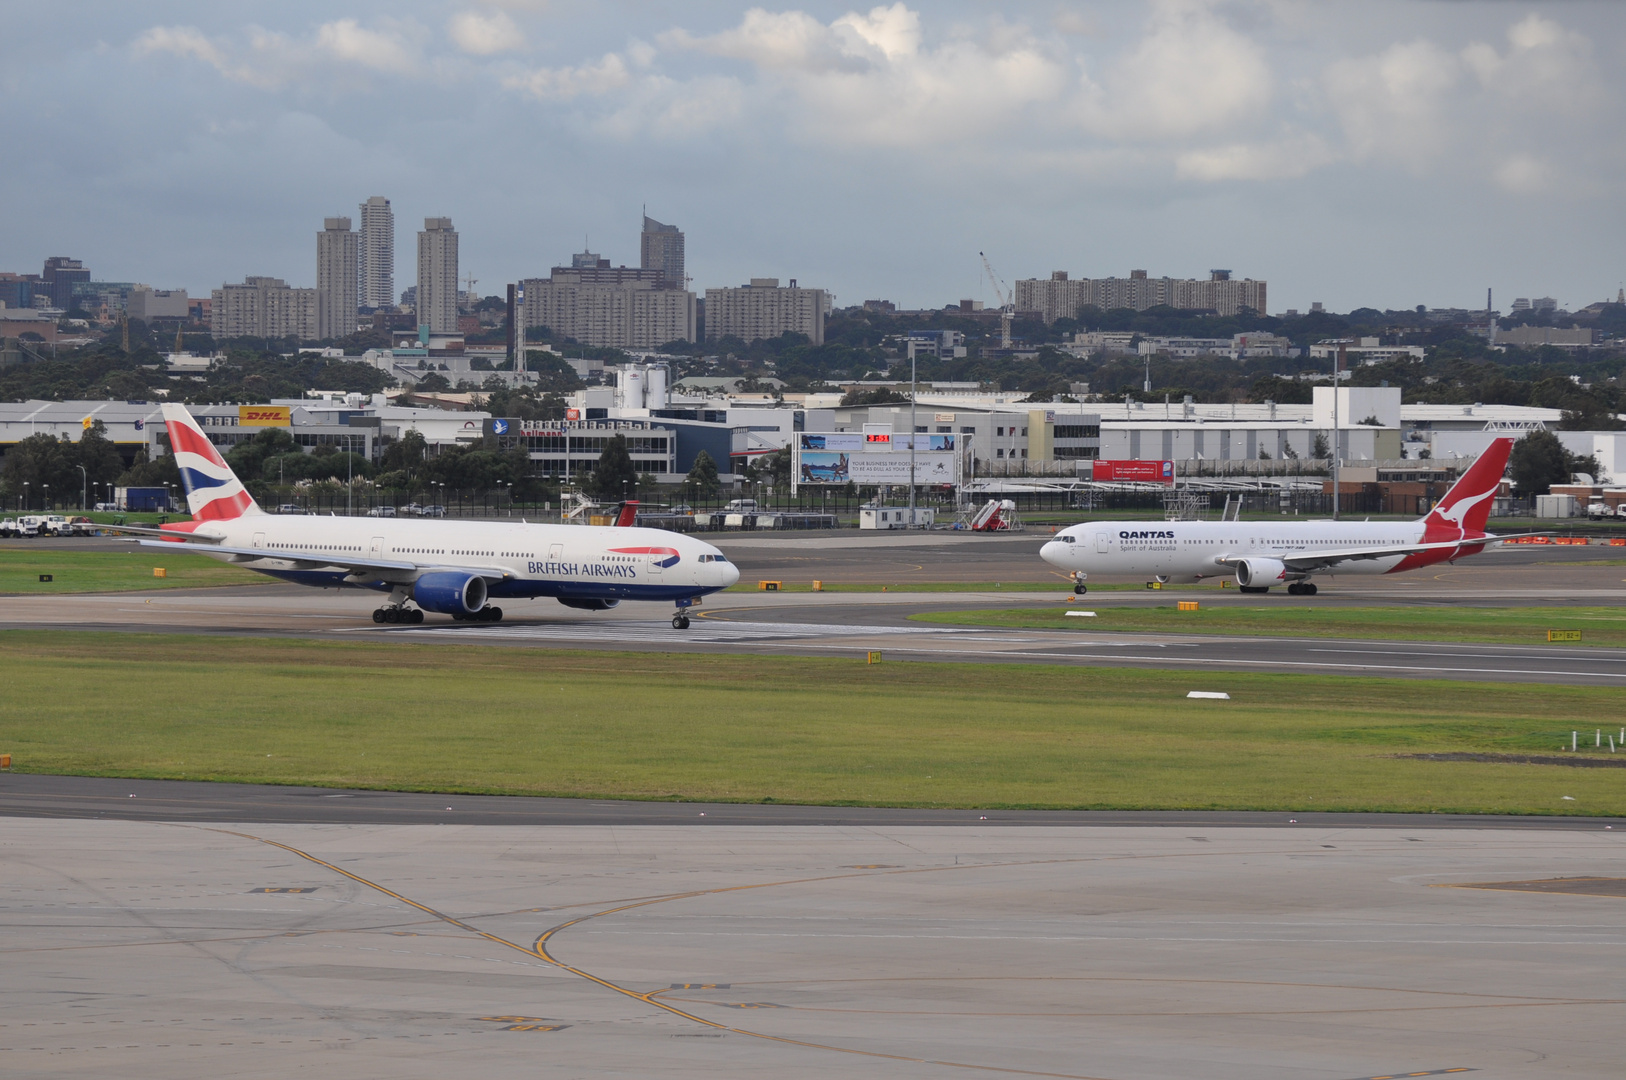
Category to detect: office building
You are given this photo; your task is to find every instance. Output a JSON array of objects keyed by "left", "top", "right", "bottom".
[
  {"left": 41, "top": 257, "right": 90, "bottom": 309},
  {"left": 704, "top": 278, "right": 827, "bottom": 345},
  {"left": 210, "top": 277, "right": 319, "bottom": 340},
  {"left": 316, "top": 216, "right": 359, "bottom": 340},
  {"left": 0, "top": 273, "right": 38, "bottom": 310},
  {"left": 126, "top": 288, "right": 190, "bottom": 322},
  {"left": 518, "top": 250, "right": 696, "bottom": 349},
  {"left": 416, "top": 218, "right": 459, "bottom": 334},
  {"left": 357, "top": 196, "right": 394, "bottom": 310},
  {"left": 1016, "top": 269, "right": 1267, "bottom": 322},
  {"left": 639, "top": 215, "right": 685, "bottom": 289}
]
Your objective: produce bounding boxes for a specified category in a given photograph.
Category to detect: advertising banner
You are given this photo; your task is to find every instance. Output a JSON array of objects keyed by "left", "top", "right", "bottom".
[
  {"left": 798, "top": 433, "right": 955, "bottom": 452},
  {"left": 848, "top": 452, "right": 956, "bottom": 484},
  {"left": 1091, "top": 459, "right": 1174, "bottom": 484},
  {"left": 238, "top": 405, "right": 291, "bottom": 427}
]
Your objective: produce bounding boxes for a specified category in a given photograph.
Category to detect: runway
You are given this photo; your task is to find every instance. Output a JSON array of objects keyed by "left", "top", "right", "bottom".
[
  {"left": 4, "top": 814, "right": 1622, "bottom": 1079},
  {"left": 2, "top": 537, "right": 1623, "bottom": 684}
]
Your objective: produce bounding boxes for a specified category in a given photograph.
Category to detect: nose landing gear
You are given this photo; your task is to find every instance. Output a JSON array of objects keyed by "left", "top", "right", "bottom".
[
  {"left": 672, "top": 596, "right": 697, "bottom": 629},
  {"left": 1071, "top": 572, "right": 1087, "bottom": 595},
  {"left": 672, "top": 613, "right": 691, "bottom": 630}
]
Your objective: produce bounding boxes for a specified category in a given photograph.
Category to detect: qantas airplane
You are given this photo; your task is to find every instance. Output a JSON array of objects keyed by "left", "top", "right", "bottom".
[
  {"left": 1041, "top": 436, "right": 1520, "bottom": 595},
  {"left": 124, "top": 404, "right": 738, "bottom": 627}
]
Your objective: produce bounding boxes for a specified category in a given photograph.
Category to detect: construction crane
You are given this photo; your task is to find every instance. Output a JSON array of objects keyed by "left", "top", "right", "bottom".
[
  {"left": 462, "top": 272, "right": 478, "bottom": 312},
  {"left": 978, "top": 251, "right": 1014, "bottom": 350}
]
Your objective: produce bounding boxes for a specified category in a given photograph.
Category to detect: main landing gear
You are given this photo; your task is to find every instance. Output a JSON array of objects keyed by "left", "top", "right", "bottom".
[
  {"left": 451, "top": 606, "right": 503, "bottom": 623},
  {"left": 372, "top": 606, "right": 424, "bottom": 624},
  {"left": 1286, "top": 582, "right": 1318, "bottom": 596}
]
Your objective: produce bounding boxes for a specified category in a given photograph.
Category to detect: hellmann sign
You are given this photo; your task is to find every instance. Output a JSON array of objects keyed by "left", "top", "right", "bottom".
[{"left": 238, "top": 405, "right": 292, "bottom": 427}]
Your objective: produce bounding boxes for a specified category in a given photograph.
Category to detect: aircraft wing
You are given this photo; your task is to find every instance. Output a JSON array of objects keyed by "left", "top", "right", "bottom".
[
  {"left": 1214, "top": 533, "right": 1543, "bottom": 573},
  {"left": 103, "top": 524, "right": 225, "bottom": 542},
  {"left": 133, "top": 538, "right": 512, "bottom": 583}
]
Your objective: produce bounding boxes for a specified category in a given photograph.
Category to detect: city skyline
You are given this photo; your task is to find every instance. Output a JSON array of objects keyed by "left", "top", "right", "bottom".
[{"left": 3, "top": 2, "right": 1623, "bottom": 313}]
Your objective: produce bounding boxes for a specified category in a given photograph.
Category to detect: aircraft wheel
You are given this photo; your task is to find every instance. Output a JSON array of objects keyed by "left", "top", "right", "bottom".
[
  {"left": 1239, "top": 585, "right": 1270, "bottom": 594},
  {"left": 1287, "top": 583, "right": 1302, "bottom": 596},
  {"left": 410, "top": 608, "right": 424, "bottom": 624},
  {"left": 672, "top": 613, "right": 690, "bottom": 630},
  {"left": 372, "top": 609, "right": 386, "bottom": 624},
  {"left": 451, "top": 611, "right": 466, "bottom": 622},
  {"left": 487, "top": 607, "right": 503, "bottom": 623},
  {"left": 1303, "top": 583, "right": 1318, "bottom": 596},
  {"left": 1073, "top": 584, "right": 1088, "bottom": 595}
]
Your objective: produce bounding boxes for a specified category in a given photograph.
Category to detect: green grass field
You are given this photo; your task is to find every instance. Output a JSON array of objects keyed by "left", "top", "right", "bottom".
[
  {"left": 0, "top": 550, "right": 269, "bottom": 594},
  {"left": 914, "top": 605, "right": 1626, "bottom": 648},
  {"left": 1, "top": 631, "right": 1622, "bottom": 815}
]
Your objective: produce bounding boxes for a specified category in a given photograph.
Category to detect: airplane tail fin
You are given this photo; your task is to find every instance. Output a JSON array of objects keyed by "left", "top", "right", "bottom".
[
  {"left": 160, "top": 404, "right": 262, "bottom": 522},
  {"left": 612, "top": 500, "right": 640, "bottom": 527},
  {"left": 1421, "top": 437, "right": 1512, "bottom": 539}
]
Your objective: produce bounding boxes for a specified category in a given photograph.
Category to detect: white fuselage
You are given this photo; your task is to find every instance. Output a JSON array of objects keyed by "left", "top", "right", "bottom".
[
  {"left": 1041, "top": 519, "right": 1435, "bottom": 582},
  {"left": 172, "top": 515, "right": 739, "bottom": 601}
]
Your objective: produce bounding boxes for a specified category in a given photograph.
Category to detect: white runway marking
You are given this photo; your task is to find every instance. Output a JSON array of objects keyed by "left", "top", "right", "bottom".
[{"left": 334, "top": 619, "right": 1002, "bottom": 643}]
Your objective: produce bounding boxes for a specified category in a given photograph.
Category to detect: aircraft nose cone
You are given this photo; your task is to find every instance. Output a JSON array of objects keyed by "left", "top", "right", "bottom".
[
  {"left": 1040, "top": 540, "right": 1066, "bottom": 566},
  {"left": 720, "top": 558, "right": 740, "bottom": 587}
]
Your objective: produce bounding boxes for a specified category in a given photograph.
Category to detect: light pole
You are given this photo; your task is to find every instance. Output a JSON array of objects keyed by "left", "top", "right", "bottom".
[
  {"left": 23, "top": 481, "right": 29, "bottom": 512},
  {"left": 42, "top": 483, "right": 49, "bottom": 511},
  {"left": 909, "top": 345, "right": 917, "bottom": 523},
  {"left": 77, "top": 465, "right": 87, "bottom": 511}
]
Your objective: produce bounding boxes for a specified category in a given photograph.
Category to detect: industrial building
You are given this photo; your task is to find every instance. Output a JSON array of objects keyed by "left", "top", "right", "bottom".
[{"left": 1016, "top": 269, "right": 1267, "bottom": 322}]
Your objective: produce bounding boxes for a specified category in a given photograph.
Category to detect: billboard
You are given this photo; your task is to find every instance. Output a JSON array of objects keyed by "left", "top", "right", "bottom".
[
  {"left": 794, "top": 432, "right": 961, "bottom": 488},
  {"left": 239, "top": 405, "right": 291, "bottom": 427},
  {"left": 1091, "top": 459, "right": 1174, "bottom": 484}
]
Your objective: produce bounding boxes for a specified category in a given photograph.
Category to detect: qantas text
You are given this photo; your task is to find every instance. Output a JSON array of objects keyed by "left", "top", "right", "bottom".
[{"left": 1119, "top": 530, "right": 1176, "bottom": 539}]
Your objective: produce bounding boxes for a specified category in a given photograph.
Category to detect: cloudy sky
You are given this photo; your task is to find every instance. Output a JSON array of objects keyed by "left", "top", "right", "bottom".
[{"left": 4, "top": 1, "right": 1622, "bottom": 313}]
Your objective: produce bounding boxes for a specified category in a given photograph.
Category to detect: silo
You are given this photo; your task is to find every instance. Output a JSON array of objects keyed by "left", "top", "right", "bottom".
[{"left": 645, "top": 364, "right": 669, "bottom": 409}]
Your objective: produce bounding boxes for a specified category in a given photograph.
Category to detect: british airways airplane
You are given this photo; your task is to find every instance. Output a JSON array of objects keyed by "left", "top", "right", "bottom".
[
  {"left": 1041, "top": 437, "right": 1520, "bottom": 595},
  {"left": 127, "top": 404, "right": 738, "bottom": 627}
]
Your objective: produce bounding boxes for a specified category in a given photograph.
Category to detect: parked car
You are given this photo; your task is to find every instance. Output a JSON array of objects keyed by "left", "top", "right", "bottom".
[
  {"left": 276, "top": 504, "right": 306, "bottom": 515},
  {"left": 0, "top": 518, "right": 18, "bottom": 538},
  {"left": 420, "top": 504, "right": 447, "bottom": 518},
  {"left": 401, "top": 502, "right": 424, "bottom": 516},
  {"left": 93, "top": 501, "right": 117, "bottom": 512},
  {"left": 366, "top": 506, "right": 397, "bottom": 517},
  {"left": 68, "top": 516, "right": 97, "bottom": 536}
]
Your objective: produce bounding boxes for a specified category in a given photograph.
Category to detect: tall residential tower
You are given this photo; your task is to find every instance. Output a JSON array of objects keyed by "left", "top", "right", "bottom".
[
  {"left": 416, "top": 217, "right": 459, "bottom": 333},
  {"left": 357, "top": 195, "right": 394, "bottom": 310},
  {"left": 640, "top": 215, "right": 685, "bottom": 289},
  {"left": 316, "top": 217, "right": 359, "bottom": 340}
]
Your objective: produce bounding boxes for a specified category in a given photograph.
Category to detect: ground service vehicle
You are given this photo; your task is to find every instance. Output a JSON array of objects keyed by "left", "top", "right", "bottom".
[
  {"left": 1042, "top": 438, "right": 1524, "bottom": 595},
  {"left": 118, "top": 405, "right": 738, "bottom": 628}
]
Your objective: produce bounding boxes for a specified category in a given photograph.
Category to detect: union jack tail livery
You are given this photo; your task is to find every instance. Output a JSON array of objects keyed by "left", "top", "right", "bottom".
[
  {"left": 1421, "top": 436, "right": 1512, "bottom": 541},
  {"left": 161, "top": 404, "right": 262, "bottom": 522}
]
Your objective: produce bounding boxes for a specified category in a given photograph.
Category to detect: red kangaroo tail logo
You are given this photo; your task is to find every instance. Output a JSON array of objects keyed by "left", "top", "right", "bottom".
[{"left": 1422, "top": 437, "right": 1512, "bottom": 541}]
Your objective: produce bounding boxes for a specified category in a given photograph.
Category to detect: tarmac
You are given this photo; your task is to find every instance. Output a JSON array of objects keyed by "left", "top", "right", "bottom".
[
  {"left": 3, "top": 811, "right": 1623, "bottom": 1079},
  {"left": 5, "top": 534, "right": 1626, "bottom": 1077},
  {"left": 2, "top": 536, "right": 1622, "bottom": 684}
]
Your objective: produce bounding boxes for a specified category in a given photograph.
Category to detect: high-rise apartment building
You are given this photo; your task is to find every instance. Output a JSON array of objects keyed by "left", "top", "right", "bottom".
[
  {"left": 357, "top": 196, "right": 394, "bottom": 310},
  {"left": 518, "top": 250, "right": 695, "bottom": 348},
  {"left": 316, "top": 216, "right": 359, "bottom": 340},
  {"left": 640, "top": 215, "right": 685, "bottom": 289},
  {"left": 1015, "top": 269, "right": 1267, "bottom": 322},
  {"left": 704, "top": 278, "right": 826, "bottom": 345},
  {"left": 416, "top": 217, "right": 459, "bottom": 333},
  {"left": 211, "top": 277, "right": 319, "bottom": 340}
]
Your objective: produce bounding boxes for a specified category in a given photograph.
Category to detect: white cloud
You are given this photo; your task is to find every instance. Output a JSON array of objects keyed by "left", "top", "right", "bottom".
[
  {"left": 1076, "top": 0, "right": 1274, "bottom": 142},
  {"left": 131, "top": 19, "right": 423, "bottom": 88},
  {"left": 505, "top": 53, "right": 630, "bottom": 100},
  {"left": 449, "top": 10, "right": 525, "bottom": 56},
  {"left": 1494, "top": 154, "right": 1549, "bottom": 194},
  {"left": 1176, "top": 133, "right": 1334, "bottom": 182},
  {"left": 663, "top": 4, "right": 1069, "bottom": 145},
  {"left": 1323, "top": 39, "right": 1461, "bottom": 160}
]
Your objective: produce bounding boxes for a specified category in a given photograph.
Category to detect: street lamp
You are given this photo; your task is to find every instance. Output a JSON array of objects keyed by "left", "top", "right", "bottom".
[
  {"left": 77, "top": 465, "right": 87, "bottom": 511},
  {"left": 22, "top": 481, "right": 29, "bottom": 512},
  {"left": 42, "top": 483, "right": 49, "bottom": 512}
]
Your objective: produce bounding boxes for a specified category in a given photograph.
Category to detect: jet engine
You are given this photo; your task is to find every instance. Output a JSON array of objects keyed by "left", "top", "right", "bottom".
[
  {"left": 557, "top": 597, "right": 620, "bottom": 611},
  {"left": 412, "top": 572, "right": 488, "bottom": 615},
  {"left": 1233, "top": 557, "right": 1288, "bottom": 589}
]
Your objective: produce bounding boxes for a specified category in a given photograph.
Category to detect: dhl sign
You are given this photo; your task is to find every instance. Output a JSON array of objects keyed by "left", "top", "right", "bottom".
[{"left": 239, "top": 406, "right": 292, "bottom": 427}]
